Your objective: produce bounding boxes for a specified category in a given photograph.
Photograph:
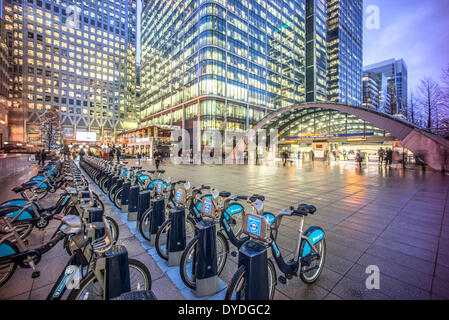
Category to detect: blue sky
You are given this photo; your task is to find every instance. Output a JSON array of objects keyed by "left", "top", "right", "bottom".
[
  {"left": 137, "top": 0, "right": 449, "bottom": 93},
  {"left": 363, "top": 0, "right": 449, "bottom": 92}
]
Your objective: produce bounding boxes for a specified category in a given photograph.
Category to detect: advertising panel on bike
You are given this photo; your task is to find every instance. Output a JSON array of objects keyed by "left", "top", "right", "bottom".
[
  {"left": 200, "top": 197, "right": 216, "bottom": 219},
  {"left": 175, "top": 188, "right": 185, "bottom": 204},
  {"left": 156, "top": 182, "right": 163, "bottom": 194},
  {"left": 243, "top": 213, "right": 268, "bottom": 242}
]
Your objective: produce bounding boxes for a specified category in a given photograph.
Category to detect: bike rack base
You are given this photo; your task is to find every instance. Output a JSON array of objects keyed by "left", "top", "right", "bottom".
[{"left": 167, "top": 250, "right": 183, "bottom": 267}]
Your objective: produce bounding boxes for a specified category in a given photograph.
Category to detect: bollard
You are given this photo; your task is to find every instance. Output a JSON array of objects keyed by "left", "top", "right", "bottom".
[
  {"left": 237, "top": 240, "right": 270, "bottom": 300},
  {"left": 121, "top": 182, "right": 131, "bottom": 213},
  {"left": 149, "top": 198, "right": 165, "bottom": 246},
  {"left": 137, "top": 189, "right": 152, "bottom": 231},
  {"left": 104, "top": 245, "right": 131, "bottom": 300},
  {"left": 167, "top": 207, "right": 186, "bottom": 266},
  {"left": 195, "top": 220, "right": 219, "bottom": 297},
  {"left": 128, "top": 185, "right": 140, "bottom": 221}
]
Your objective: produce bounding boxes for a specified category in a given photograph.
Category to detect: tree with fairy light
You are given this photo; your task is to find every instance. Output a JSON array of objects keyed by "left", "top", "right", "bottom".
[{"left": 40, "top": 109, "right": 63, "bottom": 151}]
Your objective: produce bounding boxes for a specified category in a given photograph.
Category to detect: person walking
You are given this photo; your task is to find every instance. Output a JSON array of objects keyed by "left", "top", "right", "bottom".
[
  {"left": 154, "top": 149, "right": 161, "bottom": 170},
  {"left": 355, "top": 150, "right": 363, "bottom": 168},
  {"left": 137, "top": 152, "right": 141, "bottom": 165},
  {"left": 385, "top": 148, "right": 393, "bottom": 167},
  {"left": 378, "top": 148, "right": 385, "bottom": 166},
  {"left": 108, "top": 148, "right": 114, "bottom": 161},
  {"left": 116, "top": 148, "right": 121, "bottom": 164},
  {"left": 39, "top": 149, "right": 47, "bottom": 167}
]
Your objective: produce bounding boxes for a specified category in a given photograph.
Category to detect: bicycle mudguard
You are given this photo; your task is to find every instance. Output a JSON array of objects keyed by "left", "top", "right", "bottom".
[
  {"left": 300, "top": 226, "right": 325, "bottom": 257},
  {"left": 223, "top": 202, "right": 244, "bottom": 220},
  {"left": 1, "top": 200, "right": 39, "bottom": 219},
  {"left": 0, "top": 242, "right": 16, "bottom": 258}
]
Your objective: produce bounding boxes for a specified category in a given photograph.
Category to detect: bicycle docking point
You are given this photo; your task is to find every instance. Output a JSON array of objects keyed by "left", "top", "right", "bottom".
[
  {"left": 167, "top": 207, "right": 186, "bottom": 267},
  {"left": 194, "top": 220, "right": 219, "bottom": 298},
  {"left": 149, "top": 198, "right": 165, "bottom": 247},
  {"left": 238, "top": 240, "right": 270, "bottom": 300}
]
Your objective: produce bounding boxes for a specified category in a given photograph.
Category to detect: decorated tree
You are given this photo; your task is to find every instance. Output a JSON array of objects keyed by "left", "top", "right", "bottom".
[{"left": 40, "top": 110, "right": 63, "bottom": 151}]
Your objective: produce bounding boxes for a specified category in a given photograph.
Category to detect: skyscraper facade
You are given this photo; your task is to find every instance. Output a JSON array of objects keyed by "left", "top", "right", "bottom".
[
  {"left": 0, "top": 17, "right": 10, "bottom": 148},
  {"left": 305, "top": 0, "right": 327, "bottom": 102},
  {"left": 326, "top": 0, "right": 363, "bottom": 106},
  {"left": 140, "top": 0, "right": 308, "bottom": 140},
  {"left": 362, "top": 71, "right": 388, "bottom": 113},
  {"left": 4, "top": 0, "right": 137, "bottom": 144},
  {"left": 364, "top": 58, "right": 408, "bottom": 118}
]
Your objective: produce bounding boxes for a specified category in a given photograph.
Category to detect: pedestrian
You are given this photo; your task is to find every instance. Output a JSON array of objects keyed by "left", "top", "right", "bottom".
[
  {"left": 78, "top": 148, "right": 85, "bottom": 161},
  {"left": 109, "top": 148, "right": 114, "bottom": 161},
  {"left": 35, "top": 150, "right": 41, "bottom": 164},
  {"left": 378, "top": 147, "right": 385, "bottom": 165},
  {"left": 116, "top": 148, "right": 121, "bottom": 163},
  {"left": 39, "top": 148, "right": 47, "bottom": 167},
  {"left": 137, "top": 152, "right": 141, "bottom": 165},
  {"left": 355, "top": 150, "right": 363, "bottom": 168},
  {"left": 154, "top": 149, "right": 161, "bottom": 170},
  {"left": 342, "top": 150, "right": 347, "bottom": 161},
  {"left": 282, "top": 151, "right": 288, "bottom": 166},
  {"left": 385, "top": 148, "right": 393, "bottom": 167}
]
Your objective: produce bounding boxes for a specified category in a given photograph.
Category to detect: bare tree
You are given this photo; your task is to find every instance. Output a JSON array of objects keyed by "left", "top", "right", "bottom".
[
  {"left": 40, "top": 110, "right": 63, "bottom": 151},
  {"left": 417, "top": 77, "right": 442, "bottom": 130},
  {"left": 408, "top": 91, "right": 416, "bottom": 124}
]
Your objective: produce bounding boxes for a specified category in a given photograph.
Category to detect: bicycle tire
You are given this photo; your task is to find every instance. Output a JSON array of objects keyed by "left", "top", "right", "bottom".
[
  {"left": 138, "top": 208, "right": 153, "bottom": 241},
  {"left": 225, "top": 258, "right": 276, "bottom": 300},
  {"left": 155, "top": 217, "right": 196, "bottom": 261},
  {"left": 68, "top": 258, "right": 152, "bottom": 300},
  {"left": 0, "top": 240, "right": 19, "bottom": 287},
  {"left": 179, "top": 232, "right": 229, "bottom": 289},
  {"left": 113, "top": 188, "right": 123, "bottom": 209}
]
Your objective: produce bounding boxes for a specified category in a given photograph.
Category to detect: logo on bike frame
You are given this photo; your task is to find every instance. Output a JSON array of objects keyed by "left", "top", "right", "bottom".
[{"left": 247, "top": 216, "right": 261, "bottom": 236}]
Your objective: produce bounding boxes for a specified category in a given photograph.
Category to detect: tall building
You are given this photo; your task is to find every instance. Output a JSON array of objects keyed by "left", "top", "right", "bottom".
[
  {"left": 326, "top": 0, "right": 363, "bottom": 106},
  {"left": 140, "top": 0, "right": 308, "bottom": 142},
  {"left": 362, "top": 71, "right": 388, "bottom": 113},
  {"left": 364, "top": 58, "right": 408, "bottom": 117},
  {"left": 0, "top": 17, "right": 10, "bottom": 148},
  {"left": 305, "top": 0, "right": 327, "bottom": 102},
  {"left": 4, "top": 0, "right": 138, "bottom": 145}
]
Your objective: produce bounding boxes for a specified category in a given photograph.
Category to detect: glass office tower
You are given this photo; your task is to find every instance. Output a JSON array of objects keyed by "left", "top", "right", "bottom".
[
  {"left": 326, "top": 0, "right": 363, "bottom": 106},
  {"left": 305, "top": 0, "right": 327, "bottom": 102},
  {"left": 364, "top": 58, "right": 408, "bottom": 118},
  {"left": 140, "top": 0, "right": 308, "bottom": 139},
  {"left": 4, "top": 0, "right": 137, "bottom": 144}
]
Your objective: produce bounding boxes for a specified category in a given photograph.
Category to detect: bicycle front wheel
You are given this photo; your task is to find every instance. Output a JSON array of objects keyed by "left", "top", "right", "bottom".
[
  {"left": 138, "top": 208, "right": 153, "bottom": 241},
  {"left": 225, "top": 258, "right": 276, "bottom": 300},
  {"left": 68, "top": 259, "right": 152, "bottom": 300},
  {"left": 155, "top": 217, "right": 196, "bottom": 261},
  {"left": 179, "top": 232, "right": 229, "bottom": 289},
  {"left": 0, "top": 240, "right": 19, "bottom": 287}
]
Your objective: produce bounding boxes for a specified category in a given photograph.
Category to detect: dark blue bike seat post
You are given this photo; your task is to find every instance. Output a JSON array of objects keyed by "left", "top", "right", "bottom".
[
  {"left": 237, "top": 240, "right": 270, "bottom": 300},
  {"left": 167, "top": 207, "right": 186, "bottom": 266},
  {"left": 121, "top": 182, "right": 131, "bottom": 213},
  {"left": 149, "top": 198, "right": 165, "bottom": 246},
  {"left": 195, "top": 220, "right": 219, "bottom": 297},
  {"left": 128, "top": 185, "right": 140, "bottom": 221},
  {"left": 136, "top": 189, "right": 152, "bottom": 231}
]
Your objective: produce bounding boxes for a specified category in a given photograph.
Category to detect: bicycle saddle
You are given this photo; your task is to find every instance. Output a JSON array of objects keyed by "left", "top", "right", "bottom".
[
  {"left": 12, "top": 182, "right": 35, "bottom": 193},
  {"left": 250, "top": 194, "right": 265, "bottom": 202},
  {"left": 157, "top": 170, "right": 165, "bottom": 174},
  {"left": 219, "top": 191, "right": 231, "bottom": 198},
  {"left": 60, "top": 215, "right": 82, "bottom": 235},
  {"left": 66, "top": 187, "right": 78, "bottom": 195},
  {"left": 147, "top": 170, "right": 155, "bottom": 174},
  {"left": 297, "top": 204, "right": 317, "bottom": 214}
]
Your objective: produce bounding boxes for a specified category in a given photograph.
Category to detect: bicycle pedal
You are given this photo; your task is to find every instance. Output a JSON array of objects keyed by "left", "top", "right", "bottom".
[
  {"left": 31, "top": 271, "right": 41, "bottom": 279},
  {"left": 231, "top": 251, "right": 237, "bottom": 257},
  {"left": 278, "top": 276, "right": 287, "bottom": 285}
]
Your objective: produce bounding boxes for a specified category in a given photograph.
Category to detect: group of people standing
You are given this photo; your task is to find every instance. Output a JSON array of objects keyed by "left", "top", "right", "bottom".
[{"left": 377, "top": 147, "right": 394, "bottom": 167}]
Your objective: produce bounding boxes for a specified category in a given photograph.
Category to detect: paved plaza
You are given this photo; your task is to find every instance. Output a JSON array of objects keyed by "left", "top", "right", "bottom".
[{"left": 1, "top": 159, "right": 448, "bottom": 300}]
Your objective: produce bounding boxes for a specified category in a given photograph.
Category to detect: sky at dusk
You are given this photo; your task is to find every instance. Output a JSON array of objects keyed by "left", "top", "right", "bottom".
[
  {"left": 363, "top": 0, "right": 449, "bottom": 93},
  {"left": 137, "top": 0, "right": 449, "bottom": 94}
]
